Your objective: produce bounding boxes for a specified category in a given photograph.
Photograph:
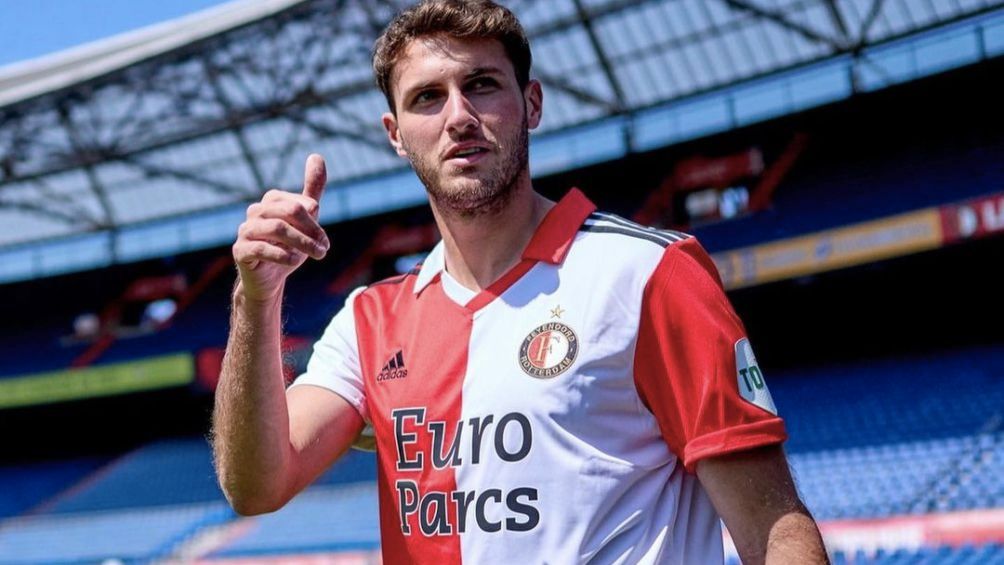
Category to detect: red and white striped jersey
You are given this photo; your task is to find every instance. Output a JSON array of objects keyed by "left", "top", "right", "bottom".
[{"left": 292, "top": 188, "right": 786, "bottom": 564}]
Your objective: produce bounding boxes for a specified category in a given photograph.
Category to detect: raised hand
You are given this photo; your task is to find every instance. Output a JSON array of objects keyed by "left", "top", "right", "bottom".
[{"left": 232, "top": 154, "right": 331, "bottom": 302}]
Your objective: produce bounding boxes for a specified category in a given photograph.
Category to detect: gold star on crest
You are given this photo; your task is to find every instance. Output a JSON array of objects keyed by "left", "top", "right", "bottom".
[{"left": 550, "top": 305, "right": 565, "bottom": 318}]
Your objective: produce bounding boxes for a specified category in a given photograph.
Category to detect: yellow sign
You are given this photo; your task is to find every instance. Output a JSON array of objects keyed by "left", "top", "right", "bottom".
[
  {"left": 713, "top": 209, "right": 944, "bottom": 290},
  {"left": 0, "top": 353, "right": 193, "bottom": 409}
]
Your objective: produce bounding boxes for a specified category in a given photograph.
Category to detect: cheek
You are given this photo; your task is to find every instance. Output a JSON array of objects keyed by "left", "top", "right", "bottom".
[
  {"left": 399, "top": 118, "right": 440, "bottom": 150},
  {"left": 481, "top": 99, "right": 525, "bottom": 131}
]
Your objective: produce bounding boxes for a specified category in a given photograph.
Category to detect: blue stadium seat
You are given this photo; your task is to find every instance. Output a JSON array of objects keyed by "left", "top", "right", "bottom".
[
  {"left": 0, "top": 457, "right": 108, "bottom": 518},
  {"left": 39, "top": 437, "right": 377, "bottom": 515},
  {"left": 0, "top": 502, "right": 230, "bottom": 564},
  {"left": 44, "top": 437, "right": 226, "bottom": 514},
  {"left": 211, "top": 483, "right": 380, "bottom": 557}
]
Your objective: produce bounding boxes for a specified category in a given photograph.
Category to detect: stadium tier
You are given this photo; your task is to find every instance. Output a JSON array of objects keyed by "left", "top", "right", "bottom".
[
  {"left": 16, "top": 438, "right": 377, "bottom": 516},
  {"left": 2, "top": 346, "right": 1002, "bottom": 563},
  {"left": 774, "top": 347, "right": 1004, "bottom": 452},
  {"left": 833, "top": 544, "right": 1004, "bottom": 565},
  {"left": 209, "top": 483, "right": 380, "bottom": 558},
  {"left": 0, "top": 210, "right": 385, "bottom": 379},
  {"left": 40, "top": 438, "right": 226, "bottom": 514},
  {"left": 790, "top": 435, "right": 1004, "bottom": 520},
  {"left": 2, "top": 75, "right": 1003, "bottom": 378},
  {"left": 0, "top": 458, "right": 108, "bottom": 519},
  {"left": 726, "top": 544, "right": 1004, "bottom": 565},
  {"left": 691, "top": 110, "right": 1004, "bottom": 252},
  {"left": 0, "top": 502, "right": 231, "bottom": 565}
]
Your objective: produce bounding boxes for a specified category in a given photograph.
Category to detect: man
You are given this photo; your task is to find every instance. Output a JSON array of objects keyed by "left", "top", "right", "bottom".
[{"left": 213, "top": 0, "right": 828, "bottom": 563}]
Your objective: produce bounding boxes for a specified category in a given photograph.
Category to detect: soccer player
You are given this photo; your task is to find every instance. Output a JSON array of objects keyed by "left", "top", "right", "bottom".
[{"left": 213, "top": 1, "right": 828, "bottom": 563}]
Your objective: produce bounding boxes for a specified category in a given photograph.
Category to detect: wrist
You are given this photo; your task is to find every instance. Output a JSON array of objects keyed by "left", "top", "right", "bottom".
[{"left": 233, "top": 279, "right": 284, "bottom": 309}]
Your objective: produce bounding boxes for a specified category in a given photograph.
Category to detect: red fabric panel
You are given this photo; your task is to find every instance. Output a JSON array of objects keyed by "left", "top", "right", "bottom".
[
  {"left": 522, "top": 188, "right": 596, "bottom": 263},
  {"left": 633, "top": 237, "right": 786, "bottom": 473},
  {"left": 354, "top": 275, "right": 466, "bottom": 565}
]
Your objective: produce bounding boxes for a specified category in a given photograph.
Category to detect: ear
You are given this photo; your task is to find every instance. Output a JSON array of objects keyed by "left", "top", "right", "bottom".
[
  {"left": 524, "top": 79, "right": 543, "bottom": 130},
  {"left": 382, "top": 112, "right": 408, "bottom": 158}
]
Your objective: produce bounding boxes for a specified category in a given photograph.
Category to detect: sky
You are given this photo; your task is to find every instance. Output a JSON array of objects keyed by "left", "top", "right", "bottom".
[{"left": 0, "top": 0, "right": 235, "bottom": 68}]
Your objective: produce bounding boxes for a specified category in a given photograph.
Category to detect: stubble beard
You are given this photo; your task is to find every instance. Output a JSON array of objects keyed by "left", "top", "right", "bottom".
[{"left": 405, "top": 116, "right": 530, "bottom": 219}]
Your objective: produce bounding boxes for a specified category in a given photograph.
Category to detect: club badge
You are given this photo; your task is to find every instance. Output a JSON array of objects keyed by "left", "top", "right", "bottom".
[{"left": 518, "top": 321, "right": 578, "bottom": 379}]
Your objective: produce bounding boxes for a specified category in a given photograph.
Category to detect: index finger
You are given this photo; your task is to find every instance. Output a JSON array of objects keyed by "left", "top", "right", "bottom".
[{"left": 302, "top": 153, "right": 327, "bottom": 202}]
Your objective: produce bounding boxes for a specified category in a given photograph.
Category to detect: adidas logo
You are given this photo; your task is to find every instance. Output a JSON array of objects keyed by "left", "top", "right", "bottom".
[{"left": 377, "top": 350, "right": 408, "bottom": 382}]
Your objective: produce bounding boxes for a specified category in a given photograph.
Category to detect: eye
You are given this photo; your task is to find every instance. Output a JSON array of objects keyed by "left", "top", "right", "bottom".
[
  {"left": 412, "top": 90, "right": 439, "bottom": 105},
  {"left": 468, "top": 77, "right": 499, "bottom": 91}
]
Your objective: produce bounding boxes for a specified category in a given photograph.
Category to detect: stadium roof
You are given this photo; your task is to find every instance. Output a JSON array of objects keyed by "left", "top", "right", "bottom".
[{"left": 1, "top": 0, "right": 1003, "bottom": 275}]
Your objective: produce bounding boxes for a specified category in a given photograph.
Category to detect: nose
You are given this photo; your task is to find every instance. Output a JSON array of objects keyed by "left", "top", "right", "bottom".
[{"left": 444, "top": 90, "right": 479, "bottom": 137}]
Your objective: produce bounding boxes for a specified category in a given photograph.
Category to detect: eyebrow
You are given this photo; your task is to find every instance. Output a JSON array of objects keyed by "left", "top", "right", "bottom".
[
  {"left": 464, "top": 66, "right": 505, "bottom": 80},
  {"left": 401, "top": 81, "right": 437, "bottom": 102}
]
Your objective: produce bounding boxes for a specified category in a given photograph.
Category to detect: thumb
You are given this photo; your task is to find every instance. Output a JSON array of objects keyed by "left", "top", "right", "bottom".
[{"left": 302, "top": 153, "right": 327, "bottom": 202}]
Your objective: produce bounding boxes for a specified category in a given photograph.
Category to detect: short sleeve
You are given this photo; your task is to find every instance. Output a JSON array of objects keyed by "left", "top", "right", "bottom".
[
  {"left": 633, "top": 237, "right": 786, "bottom": 473},
  {"left": 289, "top": 287, "right": 369, "bottom": 423}
]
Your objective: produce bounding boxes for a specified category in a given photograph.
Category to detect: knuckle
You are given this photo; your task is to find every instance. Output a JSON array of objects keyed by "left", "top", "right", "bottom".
[
  {"left": 271, "top": 220, "right": 288, "bottom": 238},
  {"left": 279, "top": 200, "right": 297, "bottom": 218},
  {"left": 289, "top": 200, "right": 306, "bottom": 215},
  {"left": 304, "top": 199, "right": 319, "bottom": 215},
  {"left": 250, "top": 241, "right": 265, "bottom": 255}
]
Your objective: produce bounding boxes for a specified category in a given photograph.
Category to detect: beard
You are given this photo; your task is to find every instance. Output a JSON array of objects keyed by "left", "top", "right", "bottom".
[{"left": 403, "top": 115, "right": 529, "bottom": 219}]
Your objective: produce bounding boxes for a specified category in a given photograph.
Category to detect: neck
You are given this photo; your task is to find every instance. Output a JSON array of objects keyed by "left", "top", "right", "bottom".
[{"left": 432, "top": 179, "right": 554, "bottom": 292}]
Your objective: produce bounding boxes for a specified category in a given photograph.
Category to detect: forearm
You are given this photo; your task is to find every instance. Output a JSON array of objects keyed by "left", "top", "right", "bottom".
[
  {"left": 699, "top": 446, "right": 829, "bottom": 565},
  {"left": 764, "top": 507, "right": 828, "bottom": 565},
  {"left": 213, "top": 280, "right": 294, "bottom": 514}
]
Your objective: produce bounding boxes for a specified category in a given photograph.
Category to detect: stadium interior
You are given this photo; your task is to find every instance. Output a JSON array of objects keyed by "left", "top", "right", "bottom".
[{"left": 1, "top": 0, "right": 1003, "bottom": 563}]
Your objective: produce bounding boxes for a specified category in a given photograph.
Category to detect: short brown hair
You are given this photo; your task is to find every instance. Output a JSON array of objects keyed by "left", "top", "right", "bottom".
[{"left": 373, "top": 0, "right": 532, "bottom": 113}]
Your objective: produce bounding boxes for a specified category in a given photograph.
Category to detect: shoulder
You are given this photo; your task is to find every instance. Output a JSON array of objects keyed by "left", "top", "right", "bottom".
[
  {"left": 571, "top": 210, "right": 696, "bottom": 278},
  {"left": 573, "top": 211, "right": 727, "bottom": 302},
  {"left": 356, "top": 265, "right": 421, "bottom": 300},
  {"left": 555, "top": 211, "right": 702, "bottom": 313},
  {"left": 579, "top": 210, "right": 693, "bottom": 250}
]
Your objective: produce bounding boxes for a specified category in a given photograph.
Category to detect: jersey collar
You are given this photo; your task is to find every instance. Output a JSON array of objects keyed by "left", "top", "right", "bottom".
[
  {"left": 521, "top": 188, "right": 596, "bottom": 264},
  {"left": 413, "top": 241, "right": 446, "bottom": 293},
  {"left": 413, "top": 188, "right": 596, "bottom": 294}
]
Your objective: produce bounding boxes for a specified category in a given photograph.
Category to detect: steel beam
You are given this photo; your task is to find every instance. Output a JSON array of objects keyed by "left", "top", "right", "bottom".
[{"left": 722, "top": 0, "right": 846, "bottom": 51}]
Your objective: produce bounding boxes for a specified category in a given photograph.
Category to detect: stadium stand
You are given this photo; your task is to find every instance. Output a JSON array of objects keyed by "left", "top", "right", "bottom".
[
  {"left": 838, "top": 544, "right": 1004, "bottom": 565},
  {"left": 29, "top": 438, "right": 377, "bottom": 515},
  {"left": 208, "top": 483, "right": 380, "bottom": 558},
  {"left": 775, "top": 347, "right": 1004, "bottom": 453},
  {"left": 40, "top": 438, "right": 226, "bottom": 514},
  {"left": 692, "top": 121, "right": 1004, "bottom": 252},
  {"left": 2, "top": 1, "right": 1003, "bottom": 563},
  {"left": 726, "top": 543, "right": 1004, "bottom": 565},
  {"left": 792, "top": 438, "right": 974, "bottom": 520},
  {"left": 0, "top": 458, "right": 108, "bottom": 519},
  {"left": 5, "top": 344, "right": 1000, "bottom": 563},
  {"left": 3, "top": 183, "right": 1002, "bottom": 563},
  {"left": 0, "top": 502, "right": 232, "bottom": 564}
]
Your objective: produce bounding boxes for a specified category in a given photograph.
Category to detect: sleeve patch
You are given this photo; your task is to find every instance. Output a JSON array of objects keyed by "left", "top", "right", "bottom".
[{"left": 735, "top": 338, "right": 778, "bottom": 415}]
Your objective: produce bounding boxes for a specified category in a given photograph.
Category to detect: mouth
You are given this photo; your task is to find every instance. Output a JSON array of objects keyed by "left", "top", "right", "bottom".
[{"left": 445, "top": 145, "right": 490, "bottom": 165}]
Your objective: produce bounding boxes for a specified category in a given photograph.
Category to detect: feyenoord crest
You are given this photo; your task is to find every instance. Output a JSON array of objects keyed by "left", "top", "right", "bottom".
[{"left": 519, "top": 322, "right": 578, "bottom": 378}]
